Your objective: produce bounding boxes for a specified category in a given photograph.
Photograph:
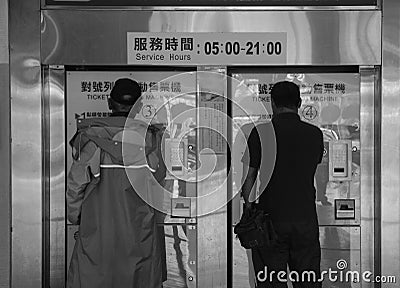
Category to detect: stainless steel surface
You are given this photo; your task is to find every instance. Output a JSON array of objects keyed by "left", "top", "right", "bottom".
[
  {"left": 0, "top": 65, "right": 10, "bottom": 288},
  {"left": 10, "top": 0, "right": 42, "bottom": 287},
  {"left": 381, "top": 0, "right": 400, "bottom": 283},
  {"left": 41, "top": 10, "right": 381, "bottom": 66},
  {"left": 0, "top": 0, "right": 8, "bottom": 64},
  {"left": 45, "top": 66, "right": 66, "bottom": 287},
  {"left": 197, "top": 67, "right": 228, "bottom": 288},
  {"left": 0, "top": 0, "right": 10, "bottom": 285},
  {"left": 359, "top": 67, "right": 377, "bottom": 287}
]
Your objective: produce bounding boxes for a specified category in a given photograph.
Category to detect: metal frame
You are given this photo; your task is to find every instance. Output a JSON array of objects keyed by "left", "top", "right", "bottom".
[
  {"left": 196, "top": 66, "right": 228, "bottom": 288},
  {"left": 8, "top": 1, "right": 394, "bottom": 286},
  {"left": 40, "top": 0, "right": 380, "bottom": 10},
  {"left": 40, "top": 6, "right": 380, "bottom": 11},
  {"left": 359, "top": 66, "right": 380, "bottom": 286},
  {"left": 381, "top": 0, "right": 400, "bottom": 285},
  {"left": 43, "top": 65, "right": 66, "bottom": 286},
  {"left": 0, "top": 0, "right": 10, "bottom": 286}
]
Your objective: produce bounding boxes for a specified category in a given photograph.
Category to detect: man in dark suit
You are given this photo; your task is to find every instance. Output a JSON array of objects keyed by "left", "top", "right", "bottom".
[{"left": 241, "top": 81, "right": 324, "bottom": 288}]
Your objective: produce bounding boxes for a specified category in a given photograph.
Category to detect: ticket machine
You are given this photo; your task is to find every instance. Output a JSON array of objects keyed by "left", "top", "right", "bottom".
[
  {"left": 229, "top": 68, "right": 377, "bottom": 287},
  {"left": 62, "top": 68, "right": 199, "bottom": 287}
]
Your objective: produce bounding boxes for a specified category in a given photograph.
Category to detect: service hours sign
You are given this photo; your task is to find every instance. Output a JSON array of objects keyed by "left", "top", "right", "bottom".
[{"left": 127, "top": 32, "right": 287, "bottom": 65}]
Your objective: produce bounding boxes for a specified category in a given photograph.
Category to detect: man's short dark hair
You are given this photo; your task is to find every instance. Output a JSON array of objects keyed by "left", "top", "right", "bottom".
[
  {"left": 271, "top": 81, "right": 301, "bottom": 108},
  {"left": 110, "top": 78, "right": 142, "bottom": 106}
]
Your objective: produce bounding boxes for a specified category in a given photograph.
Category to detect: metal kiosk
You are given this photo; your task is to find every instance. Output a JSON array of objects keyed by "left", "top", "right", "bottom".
[{"left": 8, "top": 0, "right": 398, "bottom": 287}]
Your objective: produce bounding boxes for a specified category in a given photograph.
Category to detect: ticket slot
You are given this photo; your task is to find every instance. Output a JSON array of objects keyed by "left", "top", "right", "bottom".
[{"left": 171, "top": 198, "right": 192, "bottom": 218}]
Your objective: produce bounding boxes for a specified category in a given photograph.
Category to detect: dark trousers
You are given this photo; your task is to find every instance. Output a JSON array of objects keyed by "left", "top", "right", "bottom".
[{"left": 252, "top": 221, "right": 322, "bottom": 288}]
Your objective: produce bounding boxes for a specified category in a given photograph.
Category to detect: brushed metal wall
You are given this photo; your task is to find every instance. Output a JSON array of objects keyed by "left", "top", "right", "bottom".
[
  {"left": 9, "top": 0, "right": 42, "bottom": 287},
  {"left": 41, "top": 10, "right": 381, "bottom": 66},
  {"left": 382, "top": 0, "right": 400, "bottom": 283},
  {"left": 0, "top": 0, "right": 7, "bottom": 63},
  {"left": 0, "top": 0, "right": 10, "bottom": 286}
]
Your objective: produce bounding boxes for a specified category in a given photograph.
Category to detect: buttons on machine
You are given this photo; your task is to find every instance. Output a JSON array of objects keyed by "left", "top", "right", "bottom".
[{"left": 328, "top": 140, "right": 352, "bottom": 181}]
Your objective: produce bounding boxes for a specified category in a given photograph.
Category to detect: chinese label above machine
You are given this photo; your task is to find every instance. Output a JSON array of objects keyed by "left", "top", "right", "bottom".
[{"left": 127, "top": 33, "right": 287, "bottom": 65}]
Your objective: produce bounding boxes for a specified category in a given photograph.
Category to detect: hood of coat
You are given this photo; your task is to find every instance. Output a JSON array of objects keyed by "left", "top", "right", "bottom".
[{"left": 71, "top": 117, "right": 151, "bottom": 166}]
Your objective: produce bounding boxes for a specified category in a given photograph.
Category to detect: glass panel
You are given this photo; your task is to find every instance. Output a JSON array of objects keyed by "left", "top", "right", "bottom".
[
  {"left": 65, "top": 70, "right": 197, "bottom": 287},
  {"left": 66, "top": 70, "right": 197, "bottom": 220},
  {"left": 67, "top": 224, "right": 197, "bottom": 287},
  {"left": 163, "top": 224, "right": 197, "bottom": 288},
  {"left": 320, "top": 227, "right": 361, "bottom": 288},
  {"left": 230, "top": 72, "right": 361, "bottom": 288}
]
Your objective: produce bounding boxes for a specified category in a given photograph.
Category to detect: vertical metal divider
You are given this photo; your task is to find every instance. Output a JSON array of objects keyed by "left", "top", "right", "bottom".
[
  {"left": 45, "top": 65, "right": 67, "bottom": 287},
  {"left": 382, "top": 0, "right": 400, "bottom": 282},
  {"left": 196, "top": 66, "right": 228, "bottom": 287},
  {"left": 195, "top": 68, "right": 200, "bottom": 288},
  {"left": 64, "top": 67, "right": 68, "bottom": 286},
  {"left": 226, "top": 69, "right": 233, "bottom": 288},
  {"left": 196, "top": 66, "right": 202, "bottom": 288},
  {"left": 0, "top": 2, "right": 10, "bottom": 286},
  {"left": 373, "top": 66, "right": 382, "bottom": 288},
  {"left": 194, "top": 69, "right": 199, "bottom": 288},
  {"left": 42, "top": 65, "right": 51, "bottom": 288},
  {"left": 359, "top": 66, "right": 378, "bottom": 288}
]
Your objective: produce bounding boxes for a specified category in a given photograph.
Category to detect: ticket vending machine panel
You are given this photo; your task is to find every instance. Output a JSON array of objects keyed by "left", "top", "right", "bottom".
[
  {"left": 65, "top": 69, "right": 198, "bottom": 288},
  {"left": 230, "top": 70, "right": 362, "bottom": 288}
]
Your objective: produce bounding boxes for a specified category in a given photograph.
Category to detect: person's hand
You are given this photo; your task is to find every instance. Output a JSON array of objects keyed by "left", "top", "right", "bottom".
[
  {"left": 74, "top": 231, "right": 80, "bottom": 241},
  {"left": 244, "top": 201, "right": 254, "bottom": 211},
  {"left": 242, "top": 201, "right": 255, "bottom": 220}
]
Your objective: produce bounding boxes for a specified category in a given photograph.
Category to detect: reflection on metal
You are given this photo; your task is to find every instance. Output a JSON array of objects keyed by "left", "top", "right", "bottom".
[
  {"left": 41, "top": 10, "right": 380, "bottom": 66},
  {"left": 382, "top": 0, "right": 400, "bottom": 283},
  {"left": 45, "top": 65, "right": 66, "bottom": 286},
  {"left": 10, "top": 0, "right": 42, "bottom": 287},
  {"left": 0, "top": 0, "right": 8, "bottom": 63}
]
